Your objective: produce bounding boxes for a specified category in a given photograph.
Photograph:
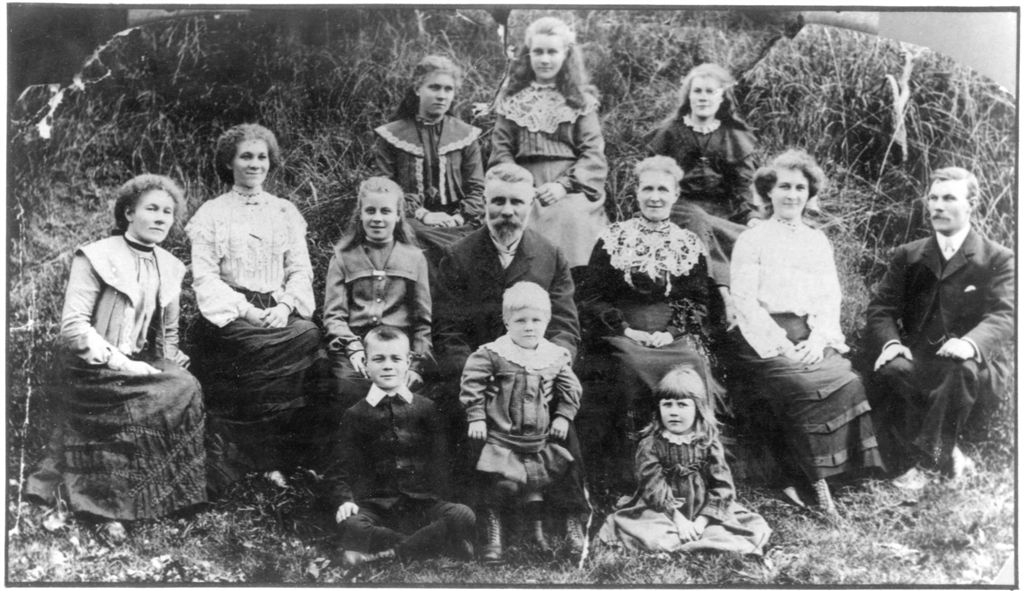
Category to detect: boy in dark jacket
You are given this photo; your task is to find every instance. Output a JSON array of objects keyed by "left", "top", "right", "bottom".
[{"left": 323, "top": 325, "right": 475, "bottom": 566}]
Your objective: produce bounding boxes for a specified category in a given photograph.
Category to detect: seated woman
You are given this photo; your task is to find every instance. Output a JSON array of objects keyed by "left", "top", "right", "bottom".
[
  {"left": 374, "top": 54, "right": 485, "bottom": 267},
  {"left": 26, "top": 174, "right": 206, "bottom": 540},
  {"left": 579, "top": 156, "right": 722, "bottom": 491},
  {"left": 187, "top": 124, "right": 327, "bottom": 492},
  {"left": 728, "top": 149, "right": 884, "bottom": 516}
]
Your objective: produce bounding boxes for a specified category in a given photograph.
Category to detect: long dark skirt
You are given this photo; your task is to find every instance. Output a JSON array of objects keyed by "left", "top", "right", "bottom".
[
  {"left": 192, "top": 307, "right": 330, "bottom": 493},
  {"left": 729, "top": 331, "right": 884, "bottom": 481},
  {"left": 26, "top": 357, "right": 207, "bottom": 520}
]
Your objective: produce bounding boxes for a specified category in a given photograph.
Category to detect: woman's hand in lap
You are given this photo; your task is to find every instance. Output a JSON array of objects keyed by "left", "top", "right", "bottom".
[
  {"left": 422, "top": 212, "right": 457, "bottom": 227},
  {"left": 624, "top": 327, "right": 653, "bottom": 346},
  {"left": 263, "top": 304, "right": 291, "bottom": 328},
  {"left": 467, "top": 421, "right": 487, "bottom": 441},
  {"left": 649, "top": 331, "right": 674, "bottom": 348},
  {"left": 786, "top": 341, "right": 825, "bottom": 365},
  {"left": 242, "top": 307, "right": 268, "bottom": 326},
  {"left": 121, "top": 360, "right": 161, "bottom": 376},
  {"left": 550, "top": 416, "right": 569, "bottom": 440},
  {"left": 535, "top": 183, "right": 566, "bottom": 206}
]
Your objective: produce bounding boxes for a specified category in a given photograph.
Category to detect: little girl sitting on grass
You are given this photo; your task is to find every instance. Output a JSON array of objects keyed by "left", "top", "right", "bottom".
[
  {"left": 598, "top": 367, "right": 771, "bottom": 556},
  {"left": 460, "top": 281, "right": 587, "bottom": 563}
]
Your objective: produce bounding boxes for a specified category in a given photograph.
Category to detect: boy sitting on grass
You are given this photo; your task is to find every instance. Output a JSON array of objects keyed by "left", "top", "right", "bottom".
[{"left": 322, "top": 325, "right": 476, "bottom": 566}]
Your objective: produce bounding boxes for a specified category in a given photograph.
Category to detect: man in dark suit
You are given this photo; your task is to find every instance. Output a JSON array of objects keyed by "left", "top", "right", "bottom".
[
  {"left": 867, "top": 167, "right": 1014, "bottom": 489},
  {"left": 432, "top": 162, "right": 586, "bottom": 558}
]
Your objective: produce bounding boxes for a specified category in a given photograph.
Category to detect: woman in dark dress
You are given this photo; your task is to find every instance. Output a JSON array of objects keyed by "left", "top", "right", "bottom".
[
  {"left": 579, "top": 156, "right": 722, "bottom": 490},
  {"left": 27, "top": 174, "right": 206, "bottom": 541},
  {"left": 374, "top": 54, "right": 485, "bottom": 267}
]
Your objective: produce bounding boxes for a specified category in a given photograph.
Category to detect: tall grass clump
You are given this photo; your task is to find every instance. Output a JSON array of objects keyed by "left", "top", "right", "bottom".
[{"left": 8, "top": 5, "right": 1015, "bottom": 537}]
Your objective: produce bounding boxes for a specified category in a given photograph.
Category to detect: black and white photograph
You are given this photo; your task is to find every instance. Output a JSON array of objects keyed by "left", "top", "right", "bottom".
[{"left": 6, "top": 4, "right": 1017, "bottom": 585}]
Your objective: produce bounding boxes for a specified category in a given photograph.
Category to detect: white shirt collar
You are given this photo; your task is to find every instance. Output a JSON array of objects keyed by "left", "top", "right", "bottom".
[
  {"left": 365, "top": 384, "right": 413, "bottom": 407},
  {"left": 489, "top": 232, "right": 523, "bottom": 269},
  {"left": 937, "top": 225, "right": 971, "bottom": 259}
]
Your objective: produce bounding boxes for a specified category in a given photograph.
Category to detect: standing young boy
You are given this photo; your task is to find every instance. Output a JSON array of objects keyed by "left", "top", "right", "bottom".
[{"left": 322, "top": 325, "right": 475, "bottom": 566}]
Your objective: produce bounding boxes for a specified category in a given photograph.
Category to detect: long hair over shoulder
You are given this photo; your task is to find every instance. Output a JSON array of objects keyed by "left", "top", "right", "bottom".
[
  {"left": 336, "top": 176, "right": 418, "bottom": 251},
  {"left": 658, "top": 63, "right": 749, "bottom": 132},
  {"left": 503, "top": 17, "right": 595, "bottom": 110},
  {"left": 392, "top": 55, "right": 463, "bottom": 121},
  {"left": 637, "top": 367, "right": 720, "bottom": 452}
]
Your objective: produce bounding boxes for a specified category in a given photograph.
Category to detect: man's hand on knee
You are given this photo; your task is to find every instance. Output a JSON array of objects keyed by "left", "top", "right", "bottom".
[
  {"left": 874, "top": 342, "right": 913, "bottom": 372},
  {"left": 936, "top": 338, "right": 976, "bottom": 362}
]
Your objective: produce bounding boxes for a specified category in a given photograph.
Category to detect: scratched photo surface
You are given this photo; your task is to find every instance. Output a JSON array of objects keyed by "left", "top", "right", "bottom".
[{"left": 7, "top": 6, "right": 1016, "bottom": 585}]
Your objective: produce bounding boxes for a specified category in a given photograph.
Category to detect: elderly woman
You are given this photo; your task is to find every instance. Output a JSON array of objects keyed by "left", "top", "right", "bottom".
[
  {"left": 579, "top": 156, "right": 723, "bottom": 489},
  {"left": 374, "top": 54, "right": 485, "bottom": 264},
  {"left": 187, "top": 124, "right": 326, "bottom": 492},
  {"left": 27, "top": 174, "right": 206, "bottom": 540},
  {"left": 729, "top": 149, "right": 884, "bottom": 516}
]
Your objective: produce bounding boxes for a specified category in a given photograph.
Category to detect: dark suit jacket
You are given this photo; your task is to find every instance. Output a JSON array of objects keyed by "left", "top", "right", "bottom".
[
  {"left": 866, "top": 228, "right": 1014, "bottom": 371},
  {"left": 321, "top": 393, "right": 450, "bottom": 510},
  {"left": 433, "top": 227, "right": 581, "bottom": 378}
]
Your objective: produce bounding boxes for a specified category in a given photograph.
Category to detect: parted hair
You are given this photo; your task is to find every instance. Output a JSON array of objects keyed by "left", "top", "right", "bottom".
[
  {"left": 504, "top": 16, "right": 596, "bottom": 110},
  {"left": 502, "top": 281, "right": 552, "bottom": 322},
  {"left": 112, "top": 174, "right": 186, "bottom": 235},
  {"left": 394, "top": 54, "right": 464, "bottom": 120},
  {"left": 363, "top": 324, "right": 411, "bottom": 355},
  {"left": 639, "top": 367, "right": 720, "bottom": 452},
  {"left": 930, "top": 167, "right": 980, "bottom": 202},
  {"left": 337, "top": 176, "right": 416, "bottom": 250},
  {"left": 753, "top": 149, "right": 827, "bottom": 215},
  {"left": 214, "top": 123, "right": 281, "bottom": 184},
  {"left": 663, "top": 62, "right": 749, "bottom": 131},
  {"left": 485, "top": 162, "right": 534, "bottom": 188},
  {"left": 635, "top": 155, "right": 685, "bottom": 185}
]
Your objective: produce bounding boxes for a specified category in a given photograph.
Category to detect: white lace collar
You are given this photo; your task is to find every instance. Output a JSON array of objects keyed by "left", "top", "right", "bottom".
[
  {"left": 482, "top": 334, "right": 569, "bottom": 372},
  {"left": 659, "top": 429, "right": 697, "bottom": 445},
  {"left": 230, "top": 187, "right": 270, "bottom": 206},
  {"left": 770, "top": 216, "right": 807, "bottom": 232},
  {"left": 683, "top": 114, "right": 721, "bottom": 134},
  {"left": 497, "top": 84, "right": 596, "bottom": 134},
  {"left": 598, "top": 218, "right": 706, "bottom": 292}
]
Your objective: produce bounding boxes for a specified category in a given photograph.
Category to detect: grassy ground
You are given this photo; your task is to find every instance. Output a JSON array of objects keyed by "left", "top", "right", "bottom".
[
  {"left": 7, "top": 8, "right": 1016, "bottom": 586},
  {"left": 8, "top": 454, "right": 1014, "bottom": 584}
]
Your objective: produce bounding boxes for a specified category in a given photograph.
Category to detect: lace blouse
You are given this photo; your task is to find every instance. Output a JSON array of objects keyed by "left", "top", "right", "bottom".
[
  {"left": 186, "top": 190, "right": 315, "bottom": 327},
  {"left": 580, "top": 218, "right": 714, "bottom": 339},
  {"left": 730, "top": 217, "right": 849, "bottom": 358},
  {"left": 489, "top": 82, "right": 607, "bottom": 202}
]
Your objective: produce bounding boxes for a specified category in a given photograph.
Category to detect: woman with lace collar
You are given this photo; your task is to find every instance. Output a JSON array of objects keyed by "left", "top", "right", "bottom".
[
  {"left": 26, "top": 175, "right": 206, "bottom": 540},
  {"left": 578, "top": 156, "right": 724, "bottom": 493},
  {"left": 729, "top": 149, "right": 884, "bottom": 517},
  {"left": 374, "top": 55, "right": 485, "bottom": 264},
  {"left": 186, "top": 124, "right": 328, "bottom": 494},
  {"left": 489, "top": 17, "right": 608, "bottom": 272}
]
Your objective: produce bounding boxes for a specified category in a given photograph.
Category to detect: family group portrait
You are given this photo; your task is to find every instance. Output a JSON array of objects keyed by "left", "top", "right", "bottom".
[{"left": 6, "top": 5, "right": 1017, "bottom": 586}]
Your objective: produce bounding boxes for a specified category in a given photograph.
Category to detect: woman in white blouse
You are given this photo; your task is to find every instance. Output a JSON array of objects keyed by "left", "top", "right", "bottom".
[
  {"left": 729, "top": 149, "right": 883, "bottom": 517},
  {"left": 187, "top": 124, "right": 327, "bottom": 492}
]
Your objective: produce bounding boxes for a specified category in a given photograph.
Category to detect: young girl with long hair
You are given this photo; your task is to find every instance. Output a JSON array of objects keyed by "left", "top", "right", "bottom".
[
  {"left": 323, "top": 176, "right": 432, "bottom": 408},
  {"left": 374, "top": 55, "right": 485, "bottom": 264},
  {"left": 598, "top": 367, "right": 771, "bottom": 555},
  {"left": 489, "top": 16, "right": 608, "bottom": 271}
]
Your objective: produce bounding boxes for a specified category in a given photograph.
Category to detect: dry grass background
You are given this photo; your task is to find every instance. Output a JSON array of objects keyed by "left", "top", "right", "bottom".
[{"left": 6, "top": 8, "right": 1016, "bottom": 584}]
